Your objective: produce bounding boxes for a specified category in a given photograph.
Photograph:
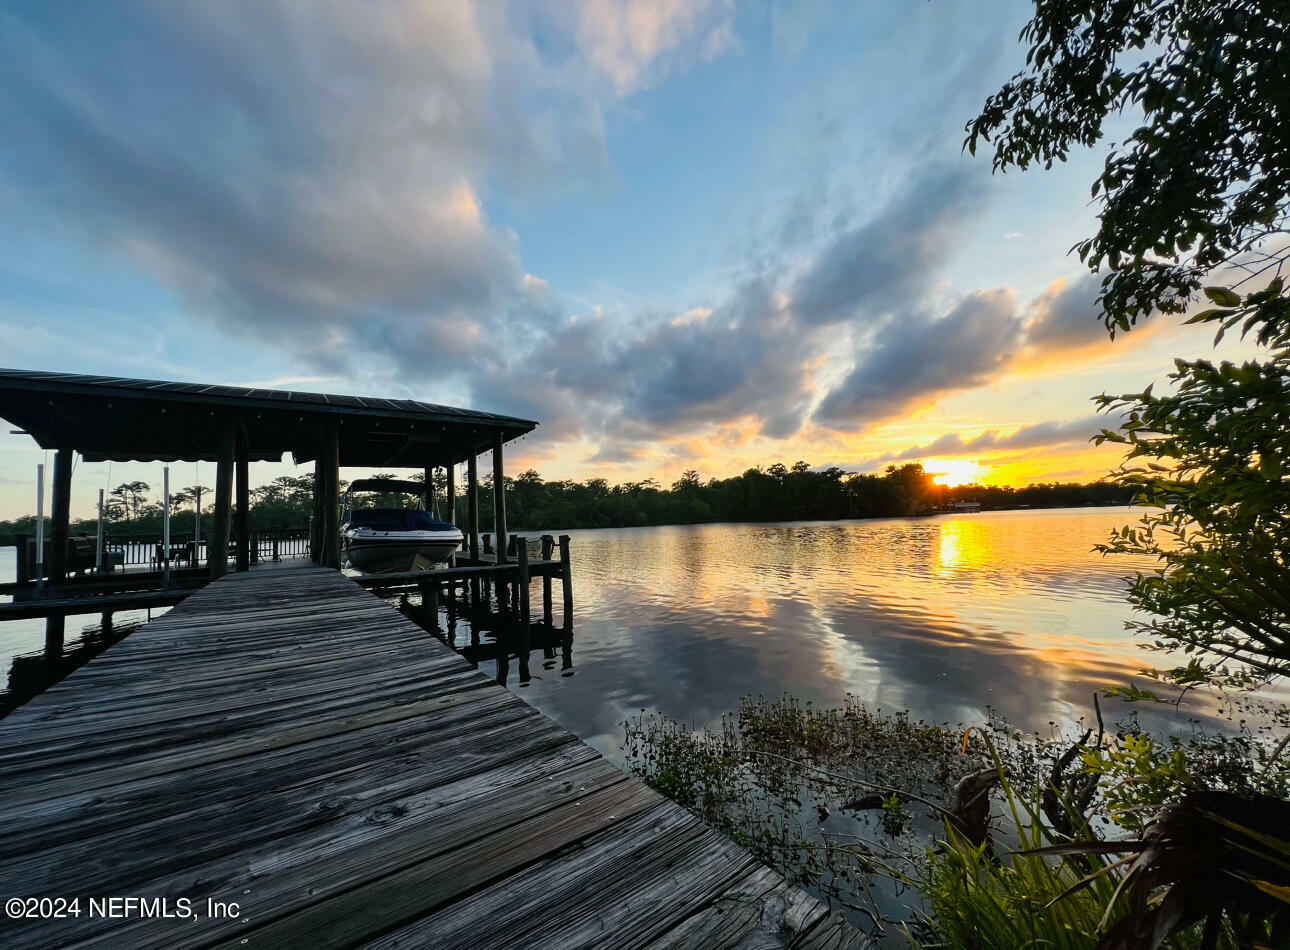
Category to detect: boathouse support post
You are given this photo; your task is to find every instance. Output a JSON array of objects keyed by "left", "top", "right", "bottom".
[
  {"left": 210, "top": 422, "right": 235, "bottom": 579},
  {"left": 44, "top": 447, "right": 73, "bottom": 656},
  {"left": 445, "top": 463, "right": 456, "bottom": 525},
  {"left": 466, "top": 452, "right": 480, "bottom": 605},
  {"left": 559, "top": 534, "right": 573, "bottom": 633},
  {"left": 467, "top": 453, "right": 480, "bottom": 564},
  {"left": 492, "top": 434, "right": 507, "bottom": 564},
  {"left": 541, "top": 535, "right": 554, "bottom": 630},
  {"left": 311, "top": 457, "right": 324, "bottom": 563},
  {"left": 235, "top": 422, "right": 250, "bottom": 573},
  {"left": 445, "top": 462, "right": 456, "bottom": 566},
  {"left": 320, "top": 423, "right": 341, "bottom": 569},
  {"left": 423, "top": 467, "right": 434, "bottom": 511}
]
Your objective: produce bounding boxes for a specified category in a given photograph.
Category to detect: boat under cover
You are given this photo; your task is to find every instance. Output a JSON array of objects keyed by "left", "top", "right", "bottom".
[{"left": 341, "top": 507, "right": 463, "bottom": 575}]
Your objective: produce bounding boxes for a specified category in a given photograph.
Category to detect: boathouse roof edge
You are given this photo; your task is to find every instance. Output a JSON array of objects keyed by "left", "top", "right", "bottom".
[{"left": 0, "top": 368, "right": 537, "bottom": 467}]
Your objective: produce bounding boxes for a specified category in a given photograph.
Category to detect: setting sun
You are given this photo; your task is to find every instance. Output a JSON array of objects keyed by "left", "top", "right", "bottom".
[{"left": 926, "top": 458, "right": 987, "bottom": 488}]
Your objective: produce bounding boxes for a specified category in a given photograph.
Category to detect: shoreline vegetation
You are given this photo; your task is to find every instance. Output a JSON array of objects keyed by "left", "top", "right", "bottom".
[
  {"left": 0, "top": 461, "right": 1132, "bottom": 547},
  {"left": 623, "top": 696, "right": 1290, "bottom": 947}
]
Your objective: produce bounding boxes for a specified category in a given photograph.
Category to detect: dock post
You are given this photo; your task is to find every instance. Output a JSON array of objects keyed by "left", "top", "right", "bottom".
[
  {"left": 45, "top": 448, "right": 73, "bottom": 657},
  {"left": 467, "top": 454, "right": 480, "bottom": 561},
  {"left": 515, "top": 539, "right": 531, "bottom": 684},
  {"left": 211, "top": 422, "right": 235, "bottom": 579},
  {"left": 162, "top": 466, "right": 171, "bottom": 586},
  {"left": 466, "top": 452, "right": 480, "bottom": 604},
  {"left": 311, "top": 457, "right": 324, "bottom": 563},
  {"left": 559, "top": 534, "right": 573, "bottom": 633},
  {"left": 492, "top": 434, "right": 507, "bottom": 564},
  {"left": 95, "top": 490, "right": 105, "bottom": 574},
  {"left": 445, "top": 462, "right": 456, "bottom": 566},
  {"left": 101, "top": 611, "right": 113, "bottom": 640},
  {"left": 235, "top": 423, "right": 250, "bottom": 572},
  {"left": 483, "top": 533, "right": 492, "bottom": 555},
  {"left": 426, "top": 580, "right": 439, "bottom": 635},
  {"left": 15, "top": 534, "right": 29, "bottom": 585},
  {"left": 320, "top": 424, "right": 341, "bottom": 569},
  {"left": 541, "top": 535, "right": 554, "bottom": 630}
]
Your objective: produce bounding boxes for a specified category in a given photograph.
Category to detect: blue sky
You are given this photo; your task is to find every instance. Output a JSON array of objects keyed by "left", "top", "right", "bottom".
[{"left": 0, "top": 0, "right": 1245, "bottom": 519}]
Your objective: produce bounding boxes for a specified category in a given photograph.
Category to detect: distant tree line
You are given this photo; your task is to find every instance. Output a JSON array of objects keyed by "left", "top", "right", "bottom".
[{"left": 0, "top": 462, "right": 1133, "bottom": 545}]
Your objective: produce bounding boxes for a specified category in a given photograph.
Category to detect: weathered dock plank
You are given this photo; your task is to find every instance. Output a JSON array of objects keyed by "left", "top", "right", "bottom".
[{"left": 0, "top": 566, "right": 867, "bottom": 949}]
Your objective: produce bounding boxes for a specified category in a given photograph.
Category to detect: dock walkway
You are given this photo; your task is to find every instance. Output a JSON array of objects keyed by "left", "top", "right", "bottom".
[{"left": 0, "top": 566, "right": 864, "bottom": 949}]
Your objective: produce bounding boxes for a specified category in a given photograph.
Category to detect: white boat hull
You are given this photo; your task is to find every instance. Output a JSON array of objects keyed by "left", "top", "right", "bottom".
[{"left": 341, "top": 529, "right": 463, "bottom": 574}]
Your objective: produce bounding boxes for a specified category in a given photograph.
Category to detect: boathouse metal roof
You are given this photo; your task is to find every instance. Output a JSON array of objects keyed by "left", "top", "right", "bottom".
[{"left": 0, "top": 368, "right": 537, "bottom": 467}]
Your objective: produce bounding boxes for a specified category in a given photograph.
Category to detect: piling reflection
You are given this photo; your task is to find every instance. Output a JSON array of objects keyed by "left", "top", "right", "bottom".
[{"left": 396, "top": 570, "right": 575, "bottom": 690}]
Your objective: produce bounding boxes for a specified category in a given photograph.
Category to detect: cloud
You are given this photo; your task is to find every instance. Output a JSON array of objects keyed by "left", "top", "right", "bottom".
[
  {"left": 870, "top": 412, "right": 1124, "bottom": 466},
  {"left": 1023, "top": 272, "right": 1108, "bottom": 349},
  {"left": 790, "top": 165, "right": 982, "bottom": 327},
  {"left": 0, "top": 2, "right": 629, "bottom": 383},
  {"left": 472, "top": 162, "right": 992, "bottom": 447},
  {"left": 814, "top": 288, "right": 1024, "bottom": 428},
  {"left": 573, "top": 0, "right": 737, "bottom": 95},
  {"left": 1, "top": 4, "right": 1083, "bottom": 468}
]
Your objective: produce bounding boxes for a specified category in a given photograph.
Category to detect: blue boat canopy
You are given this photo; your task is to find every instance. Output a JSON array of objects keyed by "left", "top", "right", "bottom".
[
  {"left": 346, "top": 479, "right": 427, "bottom": 495},
  {"left": 345, "top": 509, "right": 458, "bottom": 532}
]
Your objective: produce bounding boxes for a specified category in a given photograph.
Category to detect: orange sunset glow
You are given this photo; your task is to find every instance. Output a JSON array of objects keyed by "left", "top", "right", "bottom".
[{"left": 927, "top": 459, "right": 988, "bottom": 488}]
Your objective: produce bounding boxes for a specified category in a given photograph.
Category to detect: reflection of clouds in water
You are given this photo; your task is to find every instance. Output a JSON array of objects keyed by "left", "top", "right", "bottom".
[{"left": 514, "top": 509, "right": 1245, "bottom": 762}]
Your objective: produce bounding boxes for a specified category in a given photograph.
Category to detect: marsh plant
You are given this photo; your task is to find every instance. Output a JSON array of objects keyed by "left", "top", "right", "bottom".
[{"left": 623, "top": 695, "right": 1290, "bottom": 947}]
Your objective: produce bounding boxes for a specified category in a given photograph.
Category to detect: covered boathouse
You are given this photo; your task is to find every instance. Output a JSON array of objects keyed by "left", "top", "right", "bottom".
[{"left": 0, "top": 367, "right": 536, "bottom": 650}]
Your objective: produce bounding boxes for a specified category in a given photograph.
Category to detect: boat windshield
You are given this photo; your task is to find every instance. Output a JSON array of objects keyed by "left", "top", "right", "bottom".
[{"left": 346, "top": 509, "right": 456, "bottom": 531}]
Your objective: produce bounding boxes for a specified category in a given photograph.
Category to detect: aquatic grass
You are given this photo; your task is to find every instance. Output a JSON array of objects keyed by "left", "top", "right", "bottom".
[
  {"left": 624, "top": 694, "right": 1288, "bottom": 945},
  {"left": 911, "top": 759, "right": 1176, "bottom": 950}
]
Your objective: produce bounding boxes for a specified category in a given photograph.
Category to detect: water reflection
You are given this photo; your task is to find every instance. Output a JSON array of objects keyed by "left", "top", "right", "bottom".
[
  {"left": 507, "top": 509, "right": 1280, "bottom": 761},
  {"left": 4, "top": 512, "right": 1282, "bottom": 752}
]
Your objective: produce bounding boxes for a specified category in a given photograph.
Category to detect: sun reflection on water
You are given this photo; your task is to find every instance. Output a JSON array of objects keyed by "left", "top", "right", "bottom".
[{"left": 503, "top": 509, "right": 1280, "bottom": 763}]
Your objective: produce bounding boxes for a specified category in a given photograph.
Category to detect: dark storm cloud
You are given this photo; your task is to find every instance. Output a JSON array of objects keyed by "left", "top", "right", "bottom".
[{"left": 814, "top": 288, "right": 1024, "bottom": 429}]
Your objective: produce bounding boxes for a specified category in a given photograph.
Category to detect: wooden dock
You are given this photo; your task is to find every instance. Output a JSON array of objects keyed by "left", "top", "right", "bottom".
[{"left": 0, "top": 566, "right": 865, "bottom": 949}]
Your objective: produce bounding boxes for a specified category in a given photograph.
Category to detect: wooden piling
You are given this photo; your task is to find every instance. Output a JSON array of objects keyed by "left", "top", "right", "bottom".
[
  {"left": 311, "top": 456, "right": 324, "bottom": 563},
  {"left": 445, "top": 462, "right": 456, "bottom": 566},
  {"left": 45, "top": 448, "right": 73, "bottom": 657},
  {"left": 467, "top": 454, "right": 480, "bottom": 562},
  {"left": 235, "top": 423, "right": 250, "bottom": 573},
  {"left": 559, "top": 534, "right": 573, "bottom": 633},
  {"left": 492, "top": 433, "right": 507, "bottom": 564},
  {"left": 15, "top": 533, "right": 30, "bottom": 584},
  {"left": 426, "top": 579, "right": 439, "bottom": 635},
  {"left": 211, "top": 422, "right": 236, "bottom": 579},
  {"left": 320, "top": 424, "right": 341, "bottom": 569},
  {"left": 541, "top": 535, "right": 554, "bottom": 629}
]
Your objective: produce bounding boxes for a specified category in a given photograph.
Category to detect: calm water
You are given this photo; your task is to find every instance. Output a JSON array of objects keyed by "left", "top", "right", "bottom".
[
  {"left": 509, "top": 507, "right": 1255, "bottom": 759},
  {"left": 0, "top": 508, "right": 1262, "bottom": 747}
]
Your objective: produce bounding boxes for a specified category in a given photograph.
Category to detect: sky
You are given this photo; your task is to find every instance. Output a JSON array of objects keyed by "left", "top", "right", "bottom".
[{"left": 0, "top": 0, "right": 1255, "bottom": 521}]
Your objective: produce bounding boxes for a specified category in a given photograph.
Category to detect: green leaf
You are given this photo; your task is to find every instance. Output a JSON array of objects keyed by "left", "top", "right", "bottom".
[{"left": 1203, "top": 287, "right": 1241, "bottom": 307}]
